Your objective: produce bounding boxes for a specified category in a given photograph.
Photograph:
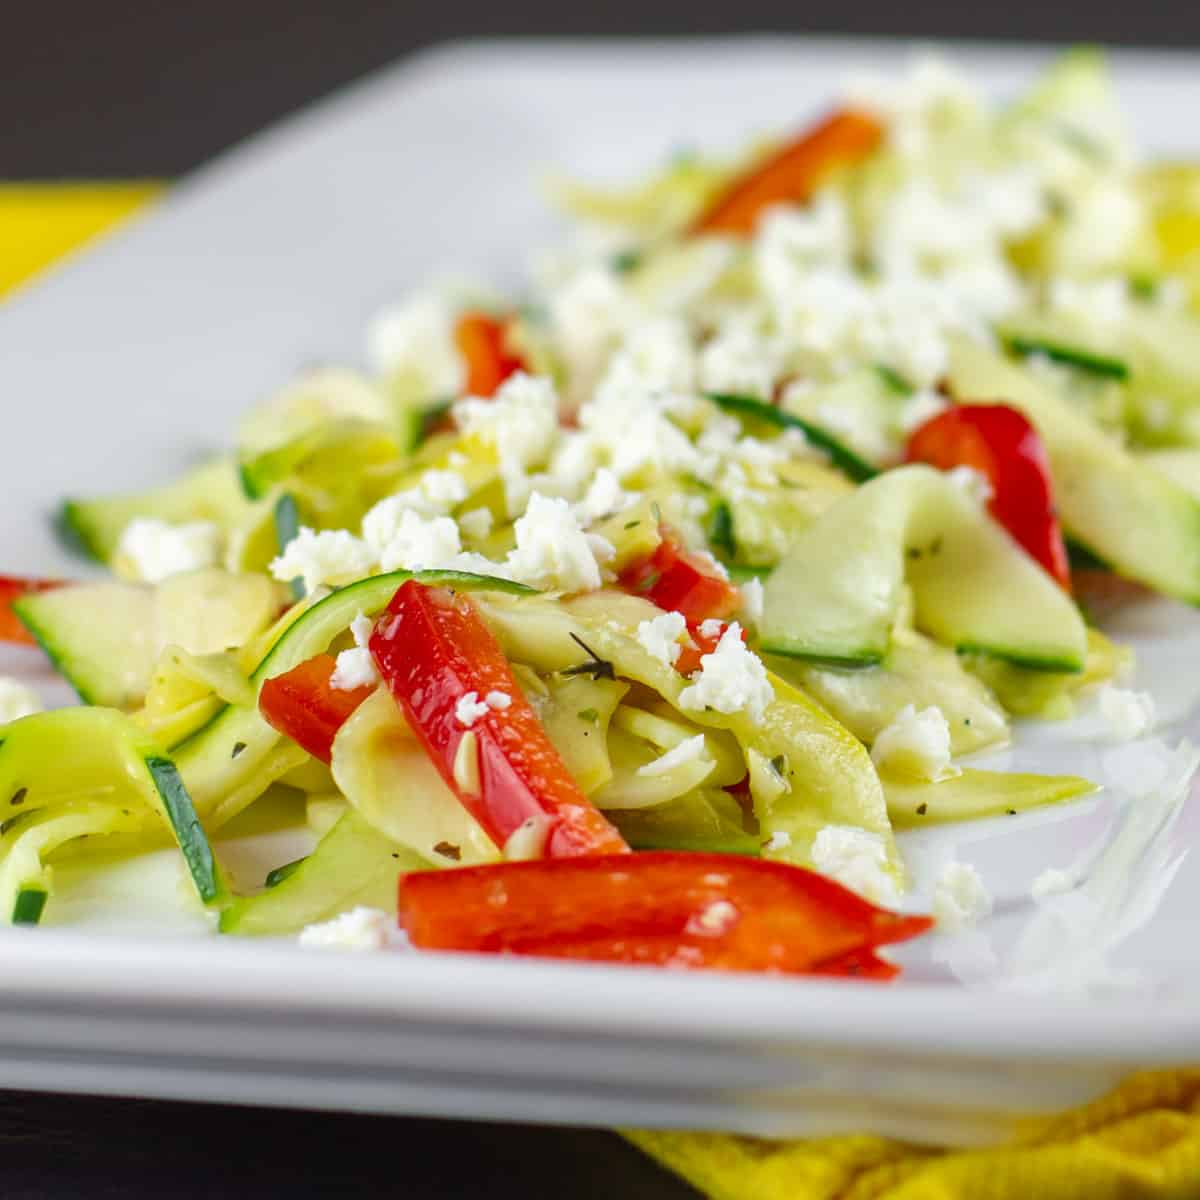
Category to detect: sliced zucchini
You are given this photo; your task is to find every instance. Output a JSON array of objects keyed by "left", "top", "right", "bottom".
[
  {"left": 760, "top": 464, "right": 1087, "bottom": 671},
  {"left": 329, "top": 686, "right": 498, "bottom": 866},
  {"left": 220, "top": 809, "right": 423, "bottom": 937},
  {"left": 1138, "top": 449, "right": 1200, "bottom": 500},
  {"left": 608, "top": 789, "right": 759, "bottom": 855},
  {"left": 768, "top": 626, "right": 1010, "bottom": 756},
  {"left": 14, "top": 570, "right": 283, "bottom": 711},
  {"left": 60, "top": 458, "right": 250, "bottom": 564},
  {"left": 1003, "top": 327, "right": 1130, "bottom": 381},
  {"left": 708, "top": 392, "right": 878, "bottom": 482},
  {"left": 886, "top": 768, "right": 1097, "bottom": 829},
  {"left": 947, "top": 339, "right": 1200, "bottom": 604},
  {"left": 171, "top": 570, "right": 532, "bottom": 827},
  {"left": 778, "top": 368, "right": 912, "bottom": 467},
  {"left": 0, "top": 708, "right": 224, "bottom": 916}
]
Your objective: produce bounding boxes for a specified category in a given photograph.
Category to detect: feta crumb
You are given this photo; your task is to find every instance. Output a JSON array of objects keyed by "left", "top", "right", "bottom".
[
  {"left": 505, "top": 492, "right": 607, "bottom": 594},
  {"left": 763, "top": 831, "right": 792, "bottom": 852},
  {"left": 871, "top": 704, "right": 958, "bottom": 781},
  {"left": 330, "top": 648, "right": 379, "bottom": 691},
  {"left": 365, "top": 294, "right": 463, "bottom": 395},
  {"left": 349, "top": 611, "right": 374, "bottom": 649},
  {"left": 946, "top": 464, "right": 994, "bottom": 505},
  {"left": 1098, "top": 685, "right": 1156, "bottom": 742},
  {"left": 118, "top": 517, "right": 221, "bottom": 583},
  {"left": 299, "top": 907, "right": 400, "bottom": 951},
  {"left": 574, "top": 468, "right": 629, "bottom": 525},
  {"left": 811, "top": 825, "right": 899, "bottom": 907},
  {"left": 504, "top": 813, "right": 553, "bottom": 861},
  {"left": 1031, "top": 866, "right": 1078, "bottom": 901},
  {"left": 698, "top": 618, "right": 725, "bottom": 640},
  {"left": 368, "top": 470, "right": 469, "bottom": 526},
  {"left": 458, "top": 506, "right": 494, "bottom": 541},
  {"left": 369, "top": 510, "right": 463, "bottom": 574},
  {"left": 698, "top": 322, "right": 780, "bottom": 400},
  {"left": 932, "top": 861, "right": 993, "bottom": 932},
  {"left": 269, "top": 527, "right": 376, "bottom": 593},
  {"left": 636, "top": 734, "right": 712, "bottom": 778},
  {"left": 636, "top": 610, "right": 688, "bottom": 667},
  {"left": 453, "top": 372, "right": 559, "bottom": 514},
  {"left": 678, "top": 622, "right": 774, "bottom": 725},
  {"left": 1048, "top": 276, "right": 1130, "bottom": 327},
  {"left": 0, "top": 677, "right": 41, "bottom": 724},
  {"left": 485, "top": 690, "right": 511, "bottom": 710},
  {"left": 738, "top": 577, "right": 764, "bottom": 629},
  {"left": 455, "top": 691, "right": 490, "bottom": 728}
]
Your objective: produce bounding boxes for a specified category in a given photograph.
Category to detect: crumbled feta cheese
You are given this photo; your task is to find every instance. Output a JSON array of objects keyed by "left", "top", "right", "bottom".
[
  {"left": 636, "top": 610, "right": 688, "bottom": 667},
  {"left": 737, "top": 578, "right": 764, "bottom": 630},
  {"left": 330, "top": 648, "right": 379, "bottom": 691},
  {"left": 118, "top": 518, "right": 221, "bottom": 583},
  {"left": 299, "top": 907, "right": 401, "bottom": 951},
  {"left": 375, "top": 510, "right": 464, "bottom": 573},
  {"left": 678, "top": 622, "right": 773, "bottom": 725},
  {"left": 932, "top": 861, "right": 993, "bottom": 932},
  {"left": 504, "top": 813, "right": 553, "bottom": 861},
  {"left": 371, "top": 470, "right": 469, "bottom": 526},
  {"left": 946, "top": 464, "right": 994, "bottom": 505},
  {"left": 575, "top": 468, "right": 628, "bottom": 525},
  {"left": 330, "top": 612, "right": 380, "bottom": 691},
  {"left": 458, "top": 506, "right": 495, "bottom": 541},
  {"left": 365, "top": 295, "right": 463, "bottom": 396},
  {"left": 1054, "top": 182, "right": 1146, "bottom": 274},
  {"left": 811, "top": 825, "right": 899, "bottom": 906},
  {"left": 1098, "top": 685, "right": 1156, "bottom": 742},
  {"left": 0, "top": 677, "right": 41, "bottom": 724},
  {"left": 485, "top": 690, "right": 512, "bottom": 710},
  {"left": 871, "top": 704, "right": 958, "bottom": 781},
  {"left": 453, "top": 372, "right": 559, "bottom": 514},
  {"left": 698, "top": 322, "right": 780, "bottom": 401},
  {"left": 455, "top": 691, "right": 490, "bottom": 728},
  {"left": 605, "top": 317, "right": 696, "bottom": 396},
  {"left": 1048, "top": 276, "right": 1130, "bottom": 327},
  {"left": 505, "top": 493, "right": 608, "bottom": 594},
  {"left": 636, "top": 734, "right": 712, "bottom": 778},
  {"left": 548, "top": 266, "right": 640, "bottom": 393},
  {"left": 763, "top": 830, "right": 792, "bottom": 853},
  {"left": 698, "top": 618, "right": 725, "bottom": 640},
  {"left": 269, "top": 527, "right": 375, "bottom": 593}
]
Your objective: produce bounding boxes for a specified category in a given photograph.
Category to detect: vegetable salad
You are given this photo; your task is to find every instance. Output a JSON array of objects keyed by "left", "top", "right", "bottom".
[{"left": 3, "top": 48, "right": 1198, "bottom": 977}]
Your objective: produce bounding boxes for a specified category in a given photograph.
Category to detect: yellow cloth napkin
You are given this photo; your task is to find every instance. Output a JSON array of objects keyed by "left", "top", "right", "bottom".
[
  {"left": 0, "top": 181, "right": 164, "bottom": 296},
  {"left": 7, "top": 181, "right": 1200, "bottom": 1200}
]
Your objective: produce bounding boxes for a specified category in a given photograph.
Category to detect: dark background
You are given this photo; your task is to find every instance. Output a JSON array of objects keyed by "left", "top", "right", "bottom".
[
  {"left": 1, "top": 1, "right": 1195, "bottom": 1195},
  {"left": 2, "top": 0, "right": 1198, "bottom": 177}
]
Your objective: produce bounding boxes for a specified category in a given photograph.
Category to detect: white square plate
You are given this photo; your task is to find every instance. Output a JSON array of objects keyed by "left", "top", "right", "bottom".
[{"left": 1, "top": 37, "right": 1199, "bottom": 1146}]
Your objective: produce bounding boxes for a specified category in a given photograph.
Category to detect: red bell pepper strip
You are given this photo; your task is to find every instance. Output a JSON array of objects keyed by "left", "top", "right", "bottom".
[
  {"left": 370, "top": 581, "right": 629, "bottom": 858},
  {"left": 454, "top": 312, "right": 525, "bottom": 398},
  {"left": 619, "top": 532, "right": 742, "bottom": 628},
  {"left": 691, "top": 109, "right": 884, "bottom": 237},
  {"left": 0, "top": 576, "right": 66, "bottom": 645},
  {"left": 399, "top": 852, "right": 931, "bottom": 976},
  {"left": 905, "top": 404, "right": 1072, "bottom": 590},
  {"left": 259, "top": 653, "right": 376, "bottom": 764}
]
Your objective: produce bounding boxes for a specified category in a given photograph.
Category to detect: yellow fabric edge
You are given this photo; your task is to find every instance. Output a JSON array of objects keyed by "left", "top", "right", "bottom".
[
  {"left": 0, "top": 181, "right": 165, "bottom": 296},
  {"left": 8, "top": 181, "right": 1200, "bottom": 1200}
]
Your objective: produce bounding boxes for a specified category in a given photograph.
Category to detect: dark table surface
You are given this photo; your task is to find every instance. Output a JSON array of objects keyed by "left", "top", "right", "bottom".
[{"left": 2, "top": 2, "right": 1196, "bottom": 1195}]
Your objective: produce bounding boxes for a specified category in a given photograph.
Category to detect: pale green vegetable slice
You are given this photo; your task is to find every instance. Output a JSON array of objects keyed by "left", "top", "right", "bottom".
[{"left": 886, "top": 769, "right": 1097, "bottom": 829}]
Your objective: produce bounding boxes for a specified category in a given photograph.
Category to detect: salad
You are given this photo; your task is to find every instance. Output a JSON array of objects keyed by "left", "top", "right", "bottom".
[{"left": 1, "top": 47, "right": 1198, "bottom": 977}]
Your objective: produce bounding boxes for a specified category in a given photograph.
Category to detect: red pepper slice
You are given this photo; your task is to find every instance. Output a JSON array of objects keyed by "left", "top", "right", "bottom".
[
  {"left": 0, "top": 576, "right": 66, "bottom": 645},
  {"left": 399, "top": 851, "right": 931, "bottom": 977},
  {"left": 905, "top": 404, "right": 1072, "bottom": 590},
  {"left": 454, "top": 312, "right": 525, "bottom": 398},
  {"left": 259, "top": 653, "right": 376, "bottom": 764},
  {"left": 370, "top": 581, "right": 629, "bottom": 858},
  {"left": 619, "top": 532, "right": 741, "bottom": 627},
  {"left": 691, "top": 109, "right": 884, "bottom": 237}
]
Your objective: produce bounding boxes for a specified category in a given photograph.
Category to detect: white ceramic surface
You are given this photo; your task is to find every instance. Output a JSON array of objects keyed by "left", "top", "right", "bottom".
[{"left": 1, "top": 37, "right": 1199, "bottom": 1144}]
